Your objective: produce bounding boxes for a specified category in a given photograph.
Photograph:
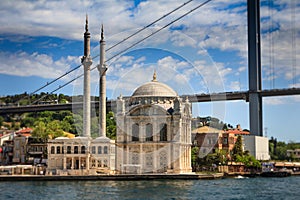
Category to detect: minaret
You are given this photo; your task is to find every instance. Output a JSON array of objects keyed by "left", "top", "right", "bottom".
[
  {"left": 81, "top": 15, "right": 92, "bottom": 137},
  {"left": 97, "top": 24, "right": 107, "bottom": 137}
]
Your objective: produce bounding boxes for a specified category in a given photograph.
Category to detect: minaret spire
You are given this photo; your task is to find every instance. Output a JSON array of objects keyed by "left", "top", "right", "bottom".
[
  {"left": 85, "top": 14, "right": 89, "bottom": 32},
  {"left": 101, "top": 24, "right": 104, "bottom": 42},
  {"left": 98, "top": 24, "right": 107, "bottom": 137},
  {"left": 82, "top": 15, "right": 92, "bottom": 138},
  {"left": 83, "top": 14, "right": 91, "bottom": 58}
]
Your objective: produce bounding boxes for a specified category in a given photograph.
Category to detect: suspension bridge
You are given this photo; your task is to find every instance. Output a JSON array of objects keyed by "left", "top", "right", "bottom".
[{"left": 0, "top": 0, "right": 298, "bottom": 137}]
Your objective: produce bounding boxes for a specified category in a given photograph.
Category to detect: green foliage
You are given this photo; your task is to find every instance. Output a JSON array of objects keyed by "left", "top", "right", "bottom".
[
  {"left": 191, "top": 146, "right": 199, "bottom": 167},
  {"left": 32, "top": 120, "right": 64, "bottom": 141},
  {"left": 0, "top": 116, "right": 4, "bottom": 127},
  {"left": 268, "top": 137, "right": 300, "bottom": 161},
  {"left": 32, "top": 121, "right": 48, "bottom": 142},
  {"left": 232, "top": 135, "right": 243, "bottom": 159},
  {"left": 46, "top": 120, "right": 65, "bottom": 139},
  {"left": 106, "top": 111, "right": 116, "bottom": 140},
  {"left": 235, "top": 154, "right": 261, "bottom": 168},
  {"left": 21, "top": 116, "right": 35, "bottom": 127}
]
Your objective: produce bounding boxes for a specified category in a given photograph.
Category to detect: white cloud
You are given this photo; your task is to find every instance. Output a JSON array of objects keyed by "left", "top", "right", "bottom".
[
  {"left": 0, "top": 0, "right": 298, "bottom": 94},
  {"left": 0, "top": 51, "right": 80, "bottom": 79},
  {"left": 264, "top": 97, "right": 286, "bottom": 105}
]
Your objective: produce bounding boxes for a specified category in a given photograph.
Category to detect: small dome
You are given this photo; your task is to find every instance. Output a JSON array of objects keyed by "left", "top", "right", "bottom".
[
  {"left": 132, "top": 72, "right": 177, "bottom": 98},
  {"left": 93, "top": 136, "right": 111, "bottom": 142},
  {"left": 55, "top": 136, "right": 69, "bottom": 140}
]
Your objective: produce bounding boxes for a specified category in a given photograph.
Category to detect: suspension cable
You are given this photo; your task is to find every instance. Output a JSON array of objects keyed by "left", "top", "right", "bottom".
[
  {"left": 30, "top": 0, "right": 213, "bottom": 104},
  {"left": 291, "top": 0, "right": 296, "bottom": 87},
  {"left": 17, "top": 0, "right": 195, "bottom": 104}
]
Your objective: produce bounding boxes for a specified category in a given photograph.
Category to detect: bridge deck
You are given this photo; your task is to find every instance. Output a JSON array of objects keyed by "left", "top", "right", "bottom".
[{"left": 1, "top": 88, "right": 300, "bottom": 115}]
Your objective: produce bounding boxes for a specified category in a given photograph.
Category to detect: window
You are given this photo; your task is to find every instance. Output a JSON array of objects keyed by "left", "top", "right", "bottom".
[
  {"left": 51, "top": 146, "right": 55, "bottom": 154},
  {"left": 97, "top": 160, "right": 102, "bottom": 168},
  {"left": 67, "top": 146, "right": 71, "bottom": 154},
  {"left": 160, "top": 123, "right": 167, "bottom": 141},
  {"left": 132, "top": 123, "right": 139, "bottom": 141},
  {"left": 91, "top": 159, "right": 96, "bottom": 168},
  {"left": 146, "top": 123, "right": 153, "bottom": 141},
  {"left": 223, "top": 137, "right": 228, "bottom": 145},
  {"left": 92, "top": 146, "right": 96, "bottom": 154},
  {"left": 98, "top": 146, "right": 102, "bottom": 154},
  {"left": 56, "top": 146, "right": 61, "bottom": 154},
  {"left": 104, "top": 146, "right": 108, "bottom": 154},
  {"left": 103, "top": 159, "right": 108, "bottom": 167},
  {"left": 74, "top": 146, "right": 78, "bottom": 154},
  {"left": 81, "top": 146, "right": 86, "bottom": 154}
]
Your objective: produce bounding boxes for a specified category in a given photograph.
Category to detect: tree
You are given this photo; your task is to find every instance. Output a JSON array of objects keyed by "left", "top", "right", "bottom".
[
  {"left": 0, "top": 116, "right": 4, "bottom": 127},
  {"left": 232, "top": 135, "right": 243, "bottom": 159},
  {"left": 46, "top": 120, "right": 64, "bottom": 139},
  {"left": 21, "top": 116, "right": 35, "bottom": 127},
  {"left": 106, "top": 111, "right": 116, "bottom": 140},
  {"left": 32, "top": 121, "right": 48, "bottom": 142},
  {"left": 235, "top": 154, "right": 261, "bottom": 168}
]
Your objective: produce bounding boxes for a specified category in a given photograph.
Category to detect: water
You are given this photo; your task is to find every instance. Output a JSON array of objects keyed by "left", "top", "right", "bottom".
[{"left": 0, "top": 176, "right": 299, "bottom": 200}]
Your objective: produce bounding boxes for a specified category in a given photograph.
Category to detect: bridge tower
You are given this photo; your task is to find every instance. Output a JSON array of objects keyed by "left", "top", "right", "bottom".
[
  {"left": 97, "top": 25, "right": 107, "bottom": 137},
  {"left": 247, "top": 0, "right": 263, "bottom": 136},
  {"left": 81, "top": 15, "right": 93, "bottom": 137}
]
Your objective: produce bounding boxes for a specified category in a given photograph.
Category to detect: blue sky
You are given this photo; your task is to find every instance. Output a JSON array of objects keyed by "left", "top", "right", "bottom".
[{"left": 0, "top": 0, "right": 299, "bottom": 142}]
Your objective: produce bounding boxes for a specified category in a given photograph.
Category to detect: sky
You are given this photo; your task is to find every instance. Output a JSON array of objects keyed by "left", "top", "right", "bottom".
[{"left": 0, "top": 0, "right": 299, "bottom": 142}]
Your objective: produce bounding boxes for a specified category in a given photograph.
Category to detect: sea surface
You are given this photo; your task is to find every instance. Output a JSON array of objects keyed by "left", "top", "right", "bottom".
[{"left": 0, "top": 176, "right": 299, "bottom": 200}]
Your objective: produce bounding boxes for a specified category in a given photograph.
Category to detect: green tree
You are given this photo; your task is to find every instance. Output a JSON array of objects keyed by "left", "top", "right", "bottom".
[
  {"left": 0, "top": 116, "right": 4, "bottom": 127},
  {"left": 21, "top": 116, "right": 35, "bottom": 127},
  {"left": 46, "top": 120, "right": 64, "bottom": 139},
  {"left": 232, "top": 135, "right": 243, "bottom": 159},
  {"left": 235, "top": 154, "right": 261, "bottom": 168},
  {"left": 106, "top": 111, "right": 116, "bottom": 140},
  {"left": 32, "top": 121, "right": 48, "bottom": 142}
]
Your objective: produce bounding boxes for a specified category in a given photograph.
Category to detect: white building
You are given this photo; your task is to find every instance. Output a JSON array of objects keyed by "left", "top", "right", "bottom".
[
  {"left": 47, "top": 17, "right": 115, "bottom": 175},
  {"left": 243, "top": 135, "right": 270, "bottom": 160},
  {"left": 115, "top": 73, "right": 192, "bottom": 174},
  {"left": 47, "top": 136, "right": 115, "bottom": 175}
]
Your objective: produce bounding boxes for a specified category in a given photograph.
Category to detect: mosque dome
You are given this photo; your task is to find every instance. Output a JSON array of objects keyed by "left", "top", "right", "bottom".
[{"left": 131, "top": 72, "right": 177, "bottom": 98}]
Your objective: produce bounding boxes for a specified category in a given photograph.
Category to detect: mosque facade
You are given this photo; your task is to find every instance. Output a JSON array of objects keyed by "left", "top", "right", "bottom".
[
  {"left": 47, "top": 18, "right": 192, "bottom": 175},
  {"left": 115, "top": 73, "right": 192, "bottom": 174}
]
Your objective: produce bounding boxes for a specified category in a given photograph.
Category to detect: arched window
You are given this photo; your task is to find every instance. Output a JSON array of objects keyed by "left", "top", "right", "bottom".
[
  {"left": 81, "top": 146, "right": 86, "bottom": 154},
  {"left": 160, "top": 123, "right": 167, "bottom": 141},
  {"left": 104, "top": 146, "right": 108, "bottom": 154},
  {"left": 146, "top": 123, "right": 153, "bottom": 141},
  {"left": 91, "top": 146, "right": 96, "bottom": 154},
  {"left": 56, "top": 146, "right": 61, "bottom": 154},
  {"left": 51, "top": 146, "right": 55, "bottom": 154},
  {"left": 98, "top": 146, "right": 102, "bottom": 154},
  {"left": 132, "top": 123, "right": 139, "bottom": 141},
  {"left": 74, "top": 146, "right": 78, "bottom": 154},
  {"left": 67, "top": 146, "right": 71, "bottom": 154}
]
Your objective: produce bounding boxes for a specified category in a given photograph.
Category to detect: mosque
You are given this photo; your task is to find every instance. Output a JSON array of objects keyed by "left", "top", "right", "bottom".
[{"left": 47, "top": 17, "right": 192, "bottom": 175}]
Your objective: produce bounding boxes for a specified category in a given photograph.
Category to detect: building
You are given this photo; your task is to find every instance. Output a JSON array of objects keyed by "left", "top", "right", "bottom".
[
  {"left": 192, "top": 126, "right": 222, "bottom": 157},
  {"left": 192, "top": 126, "right": 239, "bottom": 157},
  {"left": 47, "top": 136, "right": 115, "bottom": 175},
  {"left": 47, "top": 17, "right": 115, "bottom": 175},
  {"left": 287, "top": 149, "right": 300, "bottom": 159},
  {"left": 243, "top": 135, "right": 270, "bottom": 160},
  {"left": 225, "top": 124, "right": 250, "bottom": 136},
  {"left": 115, "top": 72, "right": 192, "bottom": 174}
]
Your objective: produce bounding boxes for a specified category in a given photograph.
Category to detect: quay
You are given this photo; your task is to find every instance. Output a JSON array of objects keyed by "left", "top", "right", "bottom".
[{"left": 0, "top": 173, "right": 224, "bottom": 181}]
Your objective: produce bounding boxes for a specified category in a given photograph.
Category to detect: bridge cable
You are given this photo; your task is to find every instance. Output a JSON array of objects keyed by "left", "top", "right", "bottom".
[
  {"left": 17, "top": 0, "right": 195, "bottom": 104},
  {"left": 30, "top": 0, "right": 213, "bottom": 104},
  {"left": 268, "top": 0, "right": 275, "bottom": 89},
  {"left": 291, "top": 0, "right": 296, "bottom": 87}
]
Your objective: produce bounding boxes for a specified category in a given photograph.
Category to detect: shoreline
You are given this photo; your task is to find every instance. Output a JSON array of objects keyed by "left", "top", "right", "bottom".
[
  {"left": 1, "top": 172, "right": 299, "bottom": 181},
  {"left": 0, "top": 173, "right": 224, "bottom": 181}
]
